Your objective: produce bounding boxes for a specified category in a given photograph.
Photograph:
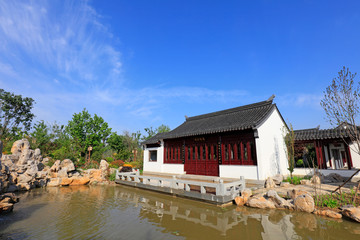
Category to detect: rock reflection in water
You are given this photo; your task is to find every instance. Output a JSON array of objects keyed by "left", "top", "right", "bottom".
[{"left": 0, "top": 185, "right": 359, "bottom": 240}]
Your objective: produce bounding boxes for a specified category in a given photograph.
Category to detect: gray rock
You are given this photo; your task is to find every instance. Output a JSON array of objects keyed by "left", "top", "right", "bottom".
[
  {"left": 34, "top": 148, "right": 41, "bottom": 157},
  {"left": 280, "top": 182, "right": 290, "bottom": 187},
  {"left": 294, "top": 194, "right": 315, "bottom": 213},
  {"left": 264, "top": 177, "right": 276, "bottom": 189},
  {"left": 272, "top": 174, "right": 283, "bottom": 185},
  {"left": 310, "top": 175, "right": 321, "bottom": 184},
  {"left": 50, "top": 160, "right": 61, "bottom": 172},
  {"left": 246, "top": 196, "right": 276, "bottom": 209},
  {"left": 17, "top": 174, "right": 33, "bottom": 183},
  {"left": 341, "top": 206, "right": 360, "bottom": 222},
  {"left": 300, "top": 179, "right": 311, "bottom": 185},
  {"left": 266, "top": 190, "right": 294, "bottom": 209},
  {"left": 11, "top": 139, "right": 30, "bottom": 156},
  {"left": 60, "top": 159, "right": 75, "bottom": 172},
  {"left": 16, "top": 182, "right": 31, "bottom": 191},
  {"left": 42, "top": 157, "right": 50, "bottom": 165},
  {"left": 47, "top": 178, "right": 61, "bottom": 187},
  {"left": 99, "top": 160, "right": 109, "bottom": 172},
  {"left": 57, "top": 168, "right": 68, "bottom": 178}
]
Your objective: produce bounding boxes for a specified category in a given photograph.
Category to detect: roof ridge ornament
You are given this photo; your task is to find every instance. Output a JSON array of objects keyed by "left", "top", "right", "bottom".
[{"left": 267, "top": 94, "right": 275, "bottom": 102}]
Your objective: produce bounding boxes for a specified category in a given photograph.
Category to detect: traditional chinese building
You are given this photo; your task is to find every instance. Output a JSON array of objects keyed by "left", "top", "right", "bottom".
[
  {"left": 142, "top": 96, "right": 289, "bottom": 180},
  {"left": 294, "top": 126, "right": 360, "bottom": 170}
]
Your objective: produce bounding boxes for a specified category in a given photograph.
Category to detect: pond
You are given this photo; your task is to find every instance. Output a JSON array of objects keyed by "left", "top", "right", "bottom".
[{"left": 0, "top": 185, "right": 360, "bottom": 239}]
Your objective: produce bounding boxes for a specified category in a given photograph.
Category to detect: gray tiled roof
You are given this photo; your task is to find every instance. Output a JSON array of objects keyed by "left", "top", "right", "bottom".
[
  {"left": 143, "top": 99, "right": 277, "bottom": 144},
  {"left": 294, "top": 127, "right": 348, "bottom": 141}
]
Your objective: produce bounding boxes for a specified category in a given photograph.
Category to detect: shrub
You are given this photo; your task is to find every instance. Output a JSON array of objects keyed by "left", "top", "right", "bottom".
[
  {"left": 109, "top": 172, "right": 116, "bottom": 181},
  {"left": 106, "top": 157, "right": 114, "bottom": 163},
  {"left": 109, "top": 160, "right": 124, "bottom": 168},
  {"left": 284, "top": 176, "right": 303, "bottom": 185},
  {"left": 296, "top": 159, "right": 304, "bottom": 167}
]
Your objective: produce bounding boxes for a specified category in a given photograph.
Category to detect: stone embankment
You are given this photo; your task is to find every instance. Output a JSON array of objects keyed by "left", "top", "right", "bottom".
[
  {"left": 0, "top": 139, "right": 113, "bottom": 213},
  {"left": 235, "top": 174, "right": 359, "bottom": 223}
]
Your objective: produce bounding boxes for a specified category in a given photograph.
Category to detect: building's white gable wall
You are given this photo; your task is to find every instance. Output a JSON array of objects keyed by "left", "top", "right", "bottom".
[
  {"left": 349, "top": 142, "right": 360, "bottom": 168},
  {"left": 255, "top": 107, "right": 289, "bottom": 180},
  {"left": 143, "top": 140, "right": 185, "bottom": 174}
]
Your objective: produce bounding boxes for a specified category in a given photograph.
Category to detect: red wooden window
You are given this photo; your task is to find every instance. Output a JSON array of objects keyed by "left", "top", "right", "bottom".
[
  {"left": 222, "top": 133, "right": 257, "bottom": 165},
  {"left": 164, "top": 140, "right": 183, "bottom": 164}
]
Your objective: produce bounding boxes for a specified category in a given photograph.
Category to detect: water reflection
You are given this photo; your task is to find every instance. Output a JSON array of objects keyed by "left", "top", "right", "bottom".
[{"left": 0, "top": 185, "right": 360, "bottom": 240}]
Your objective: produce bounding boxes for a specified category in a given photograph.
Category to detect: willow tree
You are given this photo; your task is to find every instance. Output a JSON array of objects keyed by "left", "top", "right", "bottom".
[{"left": 320, "top": 66, "right": 360, "bottom": 155}]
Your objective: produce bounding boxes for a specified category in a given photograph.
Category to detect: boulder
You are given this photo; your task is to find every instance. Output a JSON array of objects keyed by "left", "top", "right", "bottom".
[
  {"left": 16, "top": 182, "right": 31, "bottom": 191},
  {"left": 310, "top": 175, "right": 321, "bottom": 185},
  {"left": 314, "top": 209, "right": 342, "bottom": 219},
  {"left": 287, "top": 189, "right": 311, "bottom": 200},
  {"left": 25, "top": 162, "right": 38, "bottom": 177},
  {"left": 234, "top": 196, "right": 246, "bottom": 206},
  {"left": 50, "top": 160, "right": 61, "bottom": 172},
  {"left": 246, "top": 196, "right": 276, "bottom": 209},
  {"left": 341, "top": 206, "right": 360, "bottom": 223},
  {"left": 294, "top": 194, "right": 315, "bottom": 213},
  {"left": 34, "top": 148, "right": 41, "bottom": 157},
  {"left": 0, "top": 202, "right": 14, "bottom": 213},
  {"left": 0, "top": 193, "right": 19, "bottom": 204},
  {"left": 325, "top": 173, "right": 346, "bottom": 183},
  {"left": 60, "top": 159, "right": 75, "bottom": 172},
  {"left": 11, "top": 139, "right": 30, "bottom": 156},
  {"left": 280, "top": 182, "right": 290, "bottom": 187},
  {"left": 264, "top": 177, "right": 276, "bottom": 189},
  {"left": 60, "top": 178, "right": 73, "bottom": 186},
  {"left": 42, "top": 157, "right": 50, "bottom": 165},
  {"left": 18, "top": 148, "right": 34, "bottom": 165},
  {"left": 57, "top": 169, "right": 68, "bottom": 178},
  {"left": 70, "top": 177, "right": 90, "bottom": 186},
  {"left": 47, "top": 178, "right": 62, "bottom": 187},
  {"left": 266, "top": 190, "right": 294, "bottom": 209},
  {"left": 300, "top": 179, "right": 311, "bottom": 185},
  {"left": 241, "top": 188, "right": 252, "bottom": 202},
  {"left": 17, "top": 174, "right": 33, "bottom": 183},
  {"left": 272, "top": 174, "right": 283, "bottom": 185}
]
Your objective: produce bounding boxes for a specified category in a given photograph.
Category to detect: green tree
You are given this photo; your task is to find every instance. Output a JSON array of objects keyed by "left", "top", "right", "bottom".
[
  {"left": 30, "top": 120, "right": 52, "bottom": 154},
  {"left": 0, "top": 89, "right": 35, "bottom": 139},
  {"left": 66, "top": 109, "right": 112, "bottom": 162},
  {"left": 107, "top": 132, "right": 131, "bottom": 159},
  {"left": 284, "top": 124, "right": 295, "bottom": 179},
  {"left": 142, "top": 124, "right": 171, "bottom": 141}
]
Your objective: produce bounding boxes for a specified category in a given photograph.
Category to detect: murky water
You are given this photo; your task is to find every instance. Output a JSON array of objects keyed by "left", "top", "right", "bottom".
[{"left": 0, "top": 185, "right": 360, "bottom": 240}]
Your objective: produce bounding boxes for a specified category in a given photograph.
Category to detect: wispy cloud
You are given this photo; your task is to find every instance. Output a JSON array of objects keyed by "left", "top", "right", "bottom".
[
  {"left": 0, "top": 0, "right": 251, "bottom": 131},
  {"left": 277, "top": 93, "right": 322, "bottom": 108}
]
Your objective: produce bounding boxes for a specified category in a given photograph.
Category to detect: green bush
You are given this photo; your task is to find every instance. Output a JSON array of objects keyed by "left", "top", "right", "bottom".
[
  {"left": 109, "top": 172, "right": 116, "bottom": 181},
  {"left": 296, "top": 159, "right": 304, "bottom": 167},
  {"left": 106, "top": 157, "right": 114, "bottom": 163},
  {"left": 284, "top": 176, "right": 303, "bottom": 185}
]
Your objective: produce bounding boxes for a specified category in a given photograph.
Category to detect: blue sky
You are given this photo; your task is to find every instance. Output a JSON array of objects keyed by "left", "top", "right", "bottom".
[{"left": 1, "top": 0, "right": 360, "bottom": 135}]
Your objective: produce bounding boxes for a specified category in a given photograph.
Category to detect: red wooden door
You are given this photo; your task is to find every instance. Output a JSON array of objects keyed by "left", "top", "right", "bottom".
[{"left": 184, "top": 138, "right": 219, "bottom": 176}]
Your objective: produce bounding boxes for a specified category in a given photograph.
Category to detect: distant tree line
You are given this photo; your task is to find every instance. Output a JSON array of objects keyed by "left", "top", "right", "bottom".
[{"left": 0, "top": 88, "right": 170, "bottom": 169}]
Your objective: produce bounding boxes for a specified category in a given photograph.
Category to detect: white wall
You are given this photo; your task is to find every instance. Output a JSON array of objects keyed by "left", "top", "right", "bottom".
[
  {"left": 162, "top": 164, "right": 185, "bottom": 174},
  {"left": 255, "top": 107, "right": 289, "bottom": 180},
  {"left": 349, "top": 142, "right": 360, "bottom": 168},
  {"left": 220, "top": 165, "right": 258, "bottom": 179},
  {"left": 143, "top": 140, "right": 164, "bottom": 173},
  {"left": 143, "top": 140, "right": 185, "bottom": 174}
]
